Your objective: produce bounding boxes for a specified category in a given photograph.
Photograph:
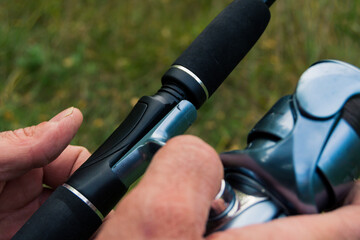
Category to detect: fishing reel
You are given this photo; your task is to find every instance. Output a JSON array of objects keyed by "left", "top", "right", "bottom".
[{"left": 206, "top": 60, "right": 360, "bottom": 233}]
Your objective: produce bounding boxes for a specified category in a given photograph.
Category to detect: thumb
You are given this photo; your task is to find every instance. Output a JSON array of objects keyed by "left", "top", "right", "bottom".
[{"left": 0, "top": 107, "right": 83, "bottom": 181}]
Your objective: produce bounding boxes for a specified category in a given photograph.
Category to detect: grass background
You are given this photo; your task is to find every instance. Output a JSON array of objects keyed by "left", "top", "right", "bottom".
[{"left": 0, "top": 0, "right": 359, "bottom": 153}]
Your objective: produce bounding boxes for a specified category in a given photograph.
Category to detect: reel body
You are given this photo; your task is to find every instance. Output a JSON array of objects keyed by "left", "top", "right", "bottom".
[{"left": 208, "top": 60, "right": 360, "bottom": 232}]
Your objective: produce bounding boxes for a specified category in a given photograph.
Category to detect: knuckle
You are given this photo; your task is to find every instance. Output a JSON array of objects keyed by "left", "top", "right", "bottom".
[
  {"left": 0, "top": 129, "right": 29, "bottom": 144},
  {"left": 21, "top": 126, "right": 37, "bottom": 137},
  {"left": 69, "top": 145, "right": 91, "bottom": 172},
  {"left": 142, "top": 197, "right": 200, "bottom": 237},
  {"left": 75, "top": 145, "right": 91, "bottom": 156},
  {"left": 152, "top": 198, "right": 193, "bottom": 221},
  {"left": 167, "top": 135, "right": 221, "bottom": 168},
  {"left": 77, "top": 146, "right": 91, "bottom": 161},
  {"left": 0, "top": 122, "right": 48, "bottom": 145}
]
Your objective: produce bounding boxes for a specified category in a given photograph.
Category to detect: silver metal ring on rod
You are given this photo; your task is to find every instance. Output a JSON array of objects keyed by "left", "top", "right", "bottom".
[
  {"left": 62, "top": 183, "right": 105, "bottom": 221},
  {"left": 172, "top": 65, "right": 209, "bottom": 100}
]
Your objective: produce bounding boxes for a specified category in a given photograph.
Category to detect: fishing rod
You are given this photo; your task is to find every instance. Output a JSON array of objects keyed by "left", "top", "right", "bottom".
[{"left": 14, "top": 0, "right": 274, "bottom": 239}]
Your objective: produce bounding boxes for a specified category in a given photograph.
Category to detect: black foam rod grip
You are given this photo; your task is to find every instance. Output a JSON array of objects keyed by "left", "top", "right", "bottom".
[
  {"left": 167, "top": 0, "right": 270, "bottom": 98},
  {"left": 12, "top": 186, "right": 102, "bottom": 240}
]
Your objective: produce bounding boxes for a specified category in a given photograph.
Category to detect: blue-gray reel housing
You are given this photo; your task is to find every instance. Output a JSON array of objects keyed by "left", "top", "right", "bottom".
[{"left": 221, "top": 60, "right": 360, "bottom": 215}]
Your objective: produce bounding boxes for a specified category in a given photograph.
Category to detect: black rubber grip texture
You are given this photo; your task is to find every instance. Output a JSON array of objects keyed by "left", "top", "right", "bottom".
[
  {"left": 169, "top": 0, "right": 270, "bottom": 97},
  {"left": 13, "top": 186, "right": 102, "bottom": 240},
  {"left": 343, "top": 95, "right": 360, "bottom": 137}
]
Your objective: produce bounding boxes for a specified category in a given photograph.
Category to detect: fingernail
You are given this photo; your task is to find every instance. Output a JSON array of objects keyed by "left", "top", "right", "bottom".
[
  {"left": 63, "top": 107, "right": 74, "bottom": 118},
  {"left": 50, "top": 107, "right": 74, "bottom": 122}
]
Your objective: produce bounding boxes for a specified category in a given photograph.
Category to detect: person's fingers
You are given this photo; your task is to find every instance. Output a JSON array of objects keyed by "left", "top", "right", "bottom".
[
  {"left": 207, "top": 181, "right": 360, "bottom": 240},
  {"left": 43, "top": 145, "right": 91, "bottom": 188},
  {"left": 0, "top": 107, "right": 83, "bottom": 181},
  {"left": 97, "top": 135, "right": 224, "bottom": 240},
  {"left": 0, "top": 146, "right": 90, "bottom": 211}
]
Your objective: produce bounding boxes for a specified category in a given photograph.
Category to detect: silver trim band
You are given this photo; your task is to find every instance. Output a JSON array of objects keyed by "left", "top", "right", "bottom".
[
  {"left": 214, "top": 179, "right": 226, "bottom": 200},
  {"left": 172, "top": 65, "right": 209, "bottom": 100},
  {"left": 62, "top": 183, "right": 105, "bottom": 221}
]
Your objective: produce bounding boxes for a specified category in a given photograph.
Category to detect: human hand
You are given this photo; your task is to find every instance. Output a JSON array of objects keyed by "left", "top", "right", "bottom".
[
  {"left": 96, "top": 135, "right": 360, "bottom": 240},
  {"left": 0, "top": 107, "right": 91, "bottom": 240}
]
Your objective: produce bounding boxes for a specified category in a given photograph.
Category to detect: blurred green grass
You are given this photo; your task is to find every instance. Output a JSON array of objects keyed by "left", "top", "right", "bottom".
[{"left": 0, "top": 0, "right": 360, "bottom": 152}]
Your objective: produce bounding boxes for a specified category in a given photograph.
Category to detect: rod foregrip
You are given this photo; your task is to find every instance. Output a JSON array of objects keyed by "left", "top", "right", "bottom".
[
  {"left": 162, "top": 0, "right": 271, "bottom": 105},
  {"left": 13, "top": 186, "right": 102, "bottom": 240}
]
